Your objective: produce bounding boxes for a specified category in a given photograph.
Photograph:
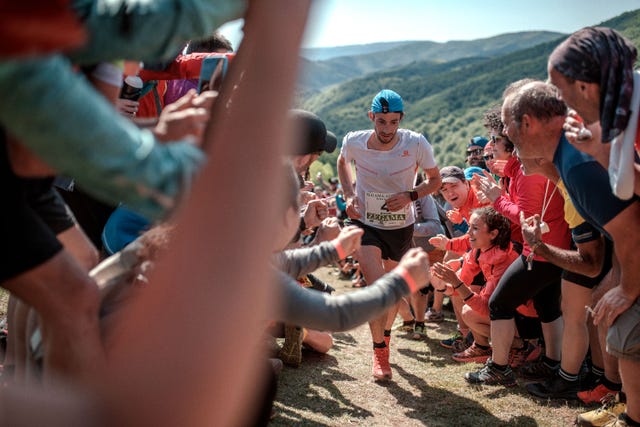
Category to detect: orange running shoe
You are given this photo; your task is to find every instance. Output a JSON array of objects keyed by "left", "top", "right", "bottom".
[
  {"left": 578, "top": 384, "right": 619, "bottom": 405},
  {"left": 372, "top": 346, "right": 392, "bottom": 381}
]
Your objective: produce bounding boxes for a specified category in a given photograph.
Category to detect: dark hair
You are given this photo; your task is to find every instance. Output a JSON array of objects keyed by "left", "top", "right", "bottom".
[
  {"left": 549, "top": 27, "right": 637, "bottom": 142},
  {"left": 471, "top": 206, "right": 512, "bottom": 250},
  {"left": 483, "top": 105, "right": 504, "bottom": 135},
  {"left": 483, "top": 107, "right": 514, "bottom": 152},
  {"left": 504, "top": 81, "right": 567, "bottom": 127},
  {"left": 186, "top": 32, "right": 233, "bottom": 54}
]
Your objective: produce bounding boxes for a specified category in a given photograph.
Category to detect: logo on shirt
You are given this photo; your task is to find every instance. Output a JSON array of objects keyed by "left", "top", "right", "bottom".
[{"left": 401, "top": 150, "right": 410, "bottom": 157}]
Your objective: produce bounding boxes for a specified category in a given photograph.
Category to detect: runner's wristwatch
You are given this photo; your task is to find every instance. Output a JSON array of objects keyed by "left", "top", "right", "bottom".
[{"left": 408, "top": 190, "right": 419, "bottom": 201}]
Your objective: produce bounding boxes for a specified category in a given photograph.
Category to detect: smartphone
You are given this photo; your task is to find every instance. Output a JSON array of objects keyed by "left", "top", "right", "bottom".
[{"left": 197, "top": 54, "right": 230, "bottom": 94}]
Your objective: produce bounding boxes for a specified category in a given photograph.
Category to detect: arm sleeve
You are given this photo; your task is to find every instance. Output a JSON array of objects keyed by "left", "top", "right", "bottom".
[
  {"left": 275, "top": 269, "right": 410, "bottom": 331},
  {"left": 339, "top": 134, "right": 352, "bottom": 164},
  {"left": 458, "top": 251, "right": 480, "bottom": 285},
  {"left": 68, "top": 0, "right": 247, "bottom": 64},
  {"left": 273, "top": 242, "right": 339, "bottom": 278},
  {"left": 417, "top": 136, "right": 438, "bottom": 170},
  {"left": 446, "top": 234, "right": 471, "bottom": 254},
  {"left": 494, "top": 174, "right": 546, "bottom": 224},
  {"left": 0, "top": 56, "right": 204, "bottom": 220}
]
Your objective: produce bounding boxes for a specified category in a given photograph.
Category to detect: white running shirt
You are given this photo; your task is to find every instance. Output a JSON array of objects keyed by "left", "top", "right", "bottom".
[{"left": 340, "top": 129, "right": 437, "bottom": 230}]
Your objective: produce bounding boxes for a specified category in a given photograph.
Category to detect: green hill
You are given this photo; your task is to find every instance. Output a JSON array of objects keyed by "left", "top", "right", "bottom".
[
  {"left": 298, "top": 31, "right": 564, "bottom": 92},
  {"left": 301, "top": 9, "right": 640, "bottom": 176}
]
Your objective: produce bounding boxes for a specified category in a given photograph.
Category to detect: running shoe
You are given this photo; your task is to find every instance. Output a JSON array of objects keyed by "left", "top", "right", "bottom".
[
  {"left": 600, "top": 415, "right": 631, "bottom": 427},
  {"left": 508, "top": 341, "right": 539, "bottom": 370},
  {"left": 278, "top": 324, "right": 304, "bottom": 367},
  {"left": 579, "top": 384, "right": 620, "bottom": 405},
  {"left": 396, "top": 320, "right": 415, "bottom": 332},
  {"left": 526, "top": 372, "right": 579, "bottom": 400},
  {"left": 412, "top": 323, "right": 428, "bottom": 340},
  {"left": 465, "top": 359, "right": 517, "bottom": 387},
  {"left": 451, "top": 335, "right": 474, "bottom": 353},
  {"left": 576, "top": 393, "right": 626, "bottom": 427},
  {"left": 452, "top": 343, "right": 491, "bottom": 364},
  {"left": 440, "top": 330, "right": 463, "bottom": 349},
  {"left": 425, "top": 308, "right": 444, "bottom": 323},
  {"left": 372, "top": 346, "right": 392, "bottom": 381},
  {"left": 518, "top": 358, "right": 558, "bottom": 381}
]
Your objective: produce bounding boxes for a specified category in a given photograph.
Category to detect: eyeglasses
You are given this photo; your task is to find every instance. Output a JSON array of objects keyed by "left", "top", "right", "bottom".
[
  {"left": 483, "top": 154, "right": 494, "bottom": 161},
  {"left": 466, "top": 148, "right": 483, "bottom": 156}
]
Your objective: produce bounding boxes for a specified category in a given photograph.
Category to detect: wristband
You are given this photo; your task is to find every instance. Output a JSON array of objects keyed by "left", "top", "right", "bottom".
[
  {"left": 333, "top": 240, "right": 347, "bottom": 260},
  {"left": 463, "top": 293, "right": 474, "bottom": 302},
  {"left": 453, "top": 281, "right": 464, "bottom": 290},
  {"left": 396, "top": 266, "right": 419, "bottom": 294},
  {"left": 436, "top": 288, "right": 446, "bottom": 293},
  {"left": 409, "top": 190, "right": 419, "bottom": 201}
]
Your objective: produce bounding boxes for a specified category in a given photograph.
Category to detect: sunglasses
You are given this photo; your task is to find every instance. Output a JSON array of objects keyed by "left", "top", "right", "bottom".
[
  {"left": 466, "top": 148, "right": 483, "bottom": 156},
  {"left": 483, "top": 154, "right": 494, "bottom": 161}
]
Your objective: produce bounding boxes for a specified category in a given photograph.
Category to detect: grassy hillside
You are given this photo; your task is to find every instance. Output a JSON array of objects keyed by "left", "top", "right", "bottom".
[
  {"left": 301, "top": 9, "right": 640, "bottom": 176},
  {"left": 298, "top": 32, "right": 564, "bottom": 92}
]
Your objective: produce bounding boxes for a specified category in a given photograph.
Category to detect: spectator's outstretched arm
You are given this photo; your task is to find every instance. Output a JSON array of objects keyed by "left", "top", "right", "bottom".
[
  {"left": 68, "top": 0, "right": 247, "bottom": 64},
  {"left": 275, "top": 226, "right": 362, "bottom": 277},
  {"left": 102, "top": 1, "right": 312, "bottom": 426},
  {"left": 276, "top": 269, "right": 410, "bottom": 331},
  {"left": 0, "top": 55, "right": 203, "bottom": 220},
  {"left": 594, "top": 201, "right": 640, "bottom": 326},
  {"left": 0, "top": 0, "right": 251, "bottom": 219},
  {"left": 276, "top": 248, "right": 430, "bottom": 331}
]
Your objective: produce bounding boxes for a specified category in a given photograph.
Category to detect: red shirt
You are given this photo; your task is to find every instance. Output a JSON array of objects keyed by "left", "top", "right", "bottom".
[{"left": 493, "top": 156, "right": 571, "bottom": 261}]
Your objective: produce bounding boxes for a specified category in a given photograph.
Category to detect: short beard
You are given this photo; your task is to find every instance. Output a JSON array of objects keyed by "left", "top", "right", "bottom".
[{"left": 376, "top": 131, "right": 395, "bottom": 145}]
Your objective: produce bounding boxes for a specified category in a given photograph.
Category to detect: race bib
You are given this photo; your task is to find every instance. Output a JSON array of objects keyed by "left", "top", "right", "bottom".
[{"left": 365, "top": 191, "right": 408, "bottom": 228}]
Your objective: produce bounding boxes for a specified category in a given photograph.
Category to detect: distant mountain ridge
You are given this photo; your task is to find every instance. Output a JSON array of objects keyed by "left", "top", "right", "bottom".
[
  {"left": 300, "top": 41, "right": 417, "bottom": 61},
  {"left": 298, "top": 31, "right": 565, "bottom": 92},
  {"left": 301, "top": 9, "right": 640, "bottom": 173}
]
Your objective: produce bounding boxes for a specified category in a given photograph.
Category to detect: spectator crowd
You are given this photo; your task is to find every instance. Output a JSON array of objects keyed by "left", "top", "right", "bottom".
[{"left": 0, "top": 2, "right": 638, "bottom": 426}]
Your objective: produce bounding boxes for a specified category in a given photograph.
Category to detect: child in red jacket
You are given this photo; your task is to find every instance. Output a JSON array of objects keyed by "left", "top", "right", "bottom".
[{"left": 431, "top": 207, "right": 536, "bottom": 363}]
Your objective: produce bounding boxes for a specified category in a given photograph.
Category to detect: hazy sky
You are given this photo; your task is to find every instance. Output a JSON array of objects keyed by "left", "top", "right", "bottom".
[{"left": 218, "top": 0, "right": 639, "bottom": 49}]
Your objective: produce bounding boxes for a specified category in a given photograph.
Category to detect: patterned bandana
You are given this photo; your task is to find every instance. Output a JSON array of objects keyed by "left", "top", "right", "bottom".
[{"left": 549, "top": 27, "right": 637, "bottom": 142}]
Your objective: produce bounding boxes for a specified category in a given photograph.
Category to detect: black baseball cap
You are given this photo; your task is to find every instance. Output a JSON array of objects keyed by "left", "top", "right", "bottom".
[
  {"left": 440, "top": 166, "right": 466, "bottom": 183},
  {"left": 289, "top": 109, "right": 337, "bottom": 155}
]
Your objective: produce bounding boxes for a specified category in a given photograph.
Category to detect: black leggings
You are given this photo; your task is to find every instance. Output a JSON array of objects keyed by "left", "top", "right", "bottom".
[{"left": 489, "top": 255, "right": 563, "bottom": 323}]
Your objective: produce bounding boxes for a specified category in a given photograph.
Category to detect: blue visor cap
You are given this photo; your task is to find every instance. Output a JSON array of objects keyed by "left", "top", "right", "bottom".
[{"left": 371, "top": 89, "right": 403, "bottom": 113}]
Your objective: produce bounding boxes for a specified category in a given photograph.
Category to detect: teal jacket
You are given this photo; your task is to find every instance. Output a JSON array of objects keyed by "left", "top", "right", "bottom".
[{"left": 0, "top": 0, "right": 246, "bottom": 220}]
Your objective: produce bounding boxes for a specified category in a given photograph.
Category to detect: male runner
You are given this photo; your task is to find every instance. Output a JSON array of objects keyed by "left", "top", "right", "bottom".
[{"left": 337, "top": 89, "right": 441, "bottom": 380}]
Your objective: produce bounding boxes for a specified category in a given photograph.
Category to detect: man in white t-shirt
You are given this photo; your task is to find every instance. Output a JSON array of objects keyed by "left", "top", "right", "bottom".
[{"left": 337, "top": 89, "right": 441, "bottom": 380}]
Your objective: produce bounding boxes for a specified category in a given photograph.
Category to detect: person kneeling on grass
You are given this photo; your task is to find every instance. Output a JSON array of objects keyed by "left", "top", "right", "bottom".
[{"left": 431, "top": 207, "right": 538, "bottom": 364}]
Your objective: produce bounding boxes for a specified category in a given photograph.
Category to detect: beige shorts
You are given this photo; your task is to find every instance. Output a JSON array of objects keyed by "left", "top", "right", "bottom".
[{"left": 606, "top": 298, "right": 640, "bottom": 361}]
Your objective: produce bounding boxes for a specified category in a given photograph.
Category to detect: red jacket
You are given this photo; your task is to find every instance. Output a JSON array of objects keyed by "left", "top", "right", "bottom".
[
  {"left": 458, "top": 245, "right": 537, "bottom": 318},
  {"left": 493, "top": 156, "right": 571, "bottom": 261}
]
